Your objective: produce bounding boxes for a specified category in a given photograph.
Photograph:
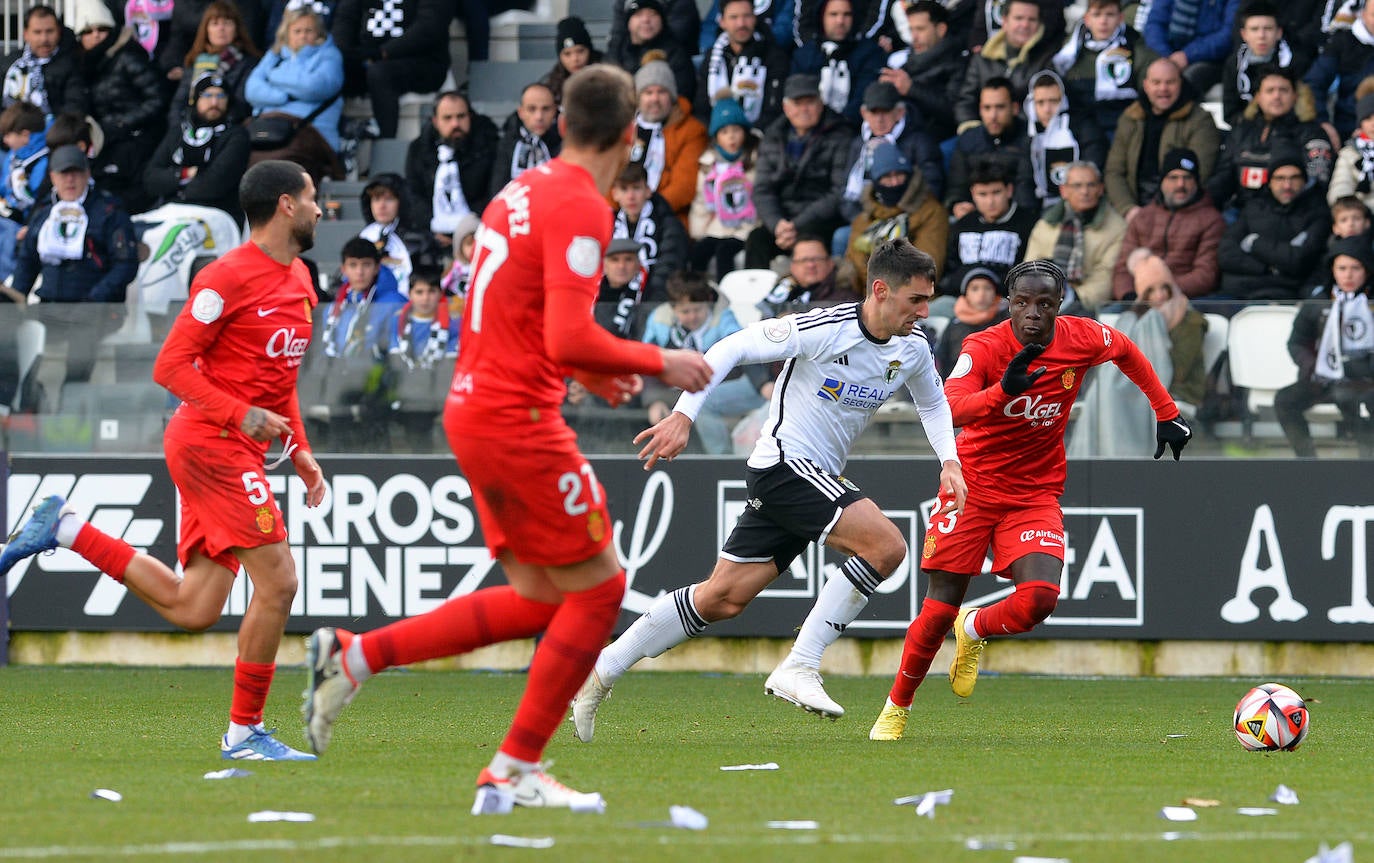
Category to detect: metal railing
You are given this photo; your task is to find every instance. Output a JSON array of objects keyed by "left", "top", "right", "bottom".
[{"left": 0, "top": 0, "right": 77, "bottom": 52}]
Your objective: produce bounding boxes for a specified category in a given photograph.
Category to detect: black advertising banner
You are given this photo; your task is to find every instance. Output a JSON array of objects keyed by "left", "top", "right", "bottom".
[{"left": 4, "top": 455, "right": 1373, "bottom": 641}]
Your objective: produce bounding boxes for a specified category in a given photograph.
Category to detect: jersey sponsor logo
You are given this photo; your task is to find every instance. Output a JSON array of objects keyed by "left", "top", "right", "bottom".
[
  {"left": 567, "top": 236, "right": 602, "bottom": 278},
  {"left": 817, "top": 377, "right": 844, "bottom": 401},
  {"left": 818, "top": 378, "right": 896, "bottom": 409},
  {"left": 1004, "top": 393, "right": 1064, "bottom": 426},
  {"left": 265, "top": 327, "right": 309, "bottom": 363},
  {"left": 192, "top": 289, "right": 224, "bottom": 323},
  {"left": 1061, "top": 368, "right": 1076, "bottom": 389},
  {"left": 884, "top": 361, "right": 901, "bottom": 384},
  {"left": 950, "top": 353, "right": 972, "bottom": 379},
  {"left": 1020, "top": 528, "right": 1065, "bottom": 547},
  {"left": 257, "top": 307, "right": 279, "bottom": 317}
]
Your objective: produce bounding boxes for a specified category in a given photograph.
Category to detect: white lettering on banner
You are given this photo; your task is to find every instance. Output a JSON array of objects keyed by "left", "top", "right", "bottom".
[
  {"left": 1071, "top": 519, "right": 1136, "bottom": 602},
  {"left": 1221, "top": 504, "right": 1308, "bottom": 623},
  {"left": 615, "top": 471, "right": 676, "bottom": 615},
  {"left": 1324, "top": 506, "right": 1374, "bottom": 624}
]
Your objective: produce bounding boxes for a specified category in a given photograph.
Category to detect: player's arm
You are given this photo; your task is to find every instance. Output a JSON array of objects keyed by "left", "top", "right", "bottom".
[
  {"left": 943, "top": 339, "right": 1041, "bottom": 426},
  {"left": 1102, "top": 325, "right": 1193, "bottom": 459},
  {"left": 153, "top": 290, "right": 255, "bottom": 431}
]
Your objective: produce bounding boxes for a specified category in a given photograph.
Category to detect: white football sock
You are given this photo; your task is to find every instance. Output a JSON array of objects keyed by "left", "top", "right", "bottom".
[
  {"left": 595, "top": 584, "right": 706, "bottom": 685},
  {"left": 343, "top": 634, "right": 374, "bottom": 683},
  {"left": 489, "top": 750, "right": 538, "bottom": 779},
  {"left": 964, "top": 608, "right": 981, "bottom": 640},
  {"left": 55, "top": 512, "right": 83, "bottom": 547},
  {"left": 785, "top": 560, "right": 875, "bottom": 669},
  {"left": 224, "top": 721, "right": 256, "bottom": 746}
]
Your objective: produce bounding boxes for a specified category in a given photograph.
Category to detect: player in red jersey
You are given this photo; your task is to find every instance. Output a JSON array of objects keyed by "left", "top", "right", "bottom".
[
  {"left": 302, "top": 65, "right": 714, "bottom": 814},
  {"left": 867, "top": 259, "right": 1193, "bottom": 741},
  {"left": 0, "top": 160, "right": 327, "bottom": 760}
]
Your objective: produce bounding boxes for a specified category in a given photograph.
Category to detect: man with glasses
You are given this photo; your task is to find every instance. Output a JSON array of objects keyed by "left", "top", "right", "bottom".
[
  {"left": 1217, "top": 148, "right": 1330, "bottom": 301},
  {"left": 144, "top": 73, "right": 252, "bottom": 222},
  {"left": 757, "top": 236, "right": 862, "bottom": 318},
  {"left": 1024, "top": 161, "right": 1126, "bottom": 312}
]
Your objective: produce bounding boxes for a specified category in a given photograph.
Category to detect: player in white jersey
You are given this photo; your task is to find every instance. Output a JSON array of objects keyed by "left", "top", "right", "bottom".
[{"left": 570, "top": 239, "right": 967, "bottom": 739}]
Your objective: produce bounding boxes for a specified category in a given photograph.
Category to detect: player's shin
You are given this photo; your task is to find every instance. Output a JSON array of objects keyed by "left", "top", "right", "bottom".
[
  {"left": 595, "top": 583, "right": 706, "bottom": 684},
  {"left": 784, "top": 556, "right": 881, "bottom": 669},
  {"left": 889, "top": 598, "right": 958, "bottom": 707}
]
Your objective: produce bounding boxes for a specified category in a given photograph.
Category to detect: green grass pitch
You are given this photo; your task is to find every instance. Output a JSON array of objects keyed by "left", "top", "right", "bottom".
[{"left": 1, "top": 667, "right": 1368, "bottom": 862}]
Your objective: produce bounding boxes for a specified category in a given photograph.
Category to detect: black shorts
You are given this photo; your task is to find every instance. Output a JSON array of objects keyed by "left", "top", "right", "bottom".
[{"left": 720, "top": 458, "right": 867, "bottom": 571}]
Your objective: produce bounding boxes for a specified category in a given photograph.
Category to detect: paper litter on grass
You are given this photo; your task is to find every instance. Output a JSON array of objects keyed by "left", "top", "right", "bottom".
[
  {"left": 1302, "top": 842, "right": 1353, "bottom": 863},
  {"left": 569, "top": 794, "right": 606, "bottom": 814},
  {"left": 1012, "top": 857, "right": 1070, "bottom": 863},
  {"left": 893, "top": 789, "right": 953, "bottom": 818},
  {"left": 490, "top": 835, "right": 555, "bottom": 849},
  {"left": 90, "top": 789, "right": 122, "bottom": 802},
  {"left": 1270, "top": 784, "right": 1300, "bottom": 805},
  {"left": 1181, "top": 798, "right": 1219, "bottom": 807},
  {"left": 1158, "top": 806, "right": 1198, "bottom": 822},
  {"left": 720, "top": 762, "right": 779, "bottom": 771},
  {"left": 1237, "top": 807, "right": 1278, "bottom": 816},
  {"left": 766, "top": 820, "right": 819, "bottom": 830},
  {"left": 965, "top": 838, "right": 1017, "bottom": 851},
  {"left": 668, "top": 806, "right": 708, "bottom": 830},
  {"left": 247, "top": 811, "right": 315, "bottom": 823},
  {"left": 203, "top": 768, "right": 252, "bottom": 780}
]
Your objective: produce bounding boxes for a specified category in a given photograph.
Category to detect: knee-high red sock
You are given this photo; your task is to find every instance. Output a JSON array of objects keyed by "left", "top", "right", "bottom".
[
  {"left": 969, "top": 581, "right": 1060, "bottom": 637},
  {"left": 501, "top": 572, "right": 625, "bottom": 763},
  {"left": 229, "top": 659, "right": 274, "bottom": 726},
  {"left": 889, "top": 598, "right": 958, "bottom": 708},
  {"left": 360, "top": 585, "right": 560, "bottom": 672},
  {"left": 70, "top": 523, "right": 136, "bottom": 583}
]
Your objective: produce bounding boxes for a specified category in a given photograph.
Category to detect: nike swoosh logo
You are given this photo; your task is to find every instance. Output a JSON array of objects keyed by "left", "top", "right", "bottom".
[
  {"left": 1038, "top": 539, "right": 1062, "bottom": 547},
  {"left": 257, "top": 307, "right": 279, "bottom": 317}
]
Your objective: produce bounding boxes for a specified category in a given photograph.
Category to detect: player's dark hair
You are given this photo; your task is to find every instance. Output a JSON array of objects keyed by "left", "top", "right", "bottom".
[
  {"left": 0, "top": 101, "right": 45, "bottom": 137},
  {"left": 1237, "top": 0, "right": 1280, "bottom": 26},
  {"left": 867, "top": 238, "right": 936, "bottom": 297},
  {"left": 240, "top": 160, "right": 308, "bottom": 228},
  {"left": 1006, "top": 259, "right": 1066, "bottom": 298},
  {"left": 23, "top": 5, "right": 57, "bottom": 27},
  {"left": 563, "top": 64, "right": 637, "bottom": 152},
  {"left": 905, "top": 0, "right": 948, "bottom": 26},
  {"left": 410, "top": 266, "right": 445, "bottom": 291},
  {"left": 980, "top": 76, "right": 1015, "bottom": 102},
  {"left": 44, "top": 111, "right": 92, "bottom": 149},
  {"left": 341, "top": 236, "right": 382, "bottom": 262},
  {"left": 615, "top": 162, "right": 649, "bottom": 187},
  {"left": 666, "top": 270, "right": 718, "bottom": 304}
]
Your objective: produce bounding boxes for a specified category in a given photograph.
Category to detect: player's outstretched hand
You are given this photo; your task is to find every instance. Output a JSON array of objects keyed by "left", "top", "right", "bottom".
[
  {"left": 937, "top": 460, "right": 967, "bottom": 515},
  {"left": 633, "top": 411, "right": 692, "bottom": 471},
  {"left": 574, "top": 370, "right": 643, "bottom": 407},
  {"left": 659, "top": 349, "right": 714, "bottom": 393},
  {"left": 1154, "top": 415, "right": 1192, "bottom": 461},
  {"left": 293, "top": 449, "right": 327, "bottom": 506},
  {"left": 1000, "top": 342, "right": 1049, "bottom": 396},
  {"left": 241, "top": 406, "right": 292, "bottom": 441}
]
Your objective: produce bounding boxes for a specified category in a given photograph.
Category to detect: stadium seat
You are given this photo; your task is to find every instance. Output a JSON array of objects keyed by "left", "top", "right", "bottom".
[
  {"left": 308, "top": 220, "right": 368, "bottom": 275},
  {"left": 1201, "top": 312, "right": 1229, "bottom": 375},
  {"left": 717, "top": 268, "right": 778, "bottom": 326},
  {"left": 468, "top": 60, "right": 553, "bottom": 106},
  {"left": 368, "top": 138, "right": 410, "bottom": 178},
  {"left": 923, "top": 315, "right": 949, "bottom": 345},
  {"left": 1224, "top": 305, "right": 1349, "bottom": 439},
  {"left": 11, "top": 318, "right": 46, "bottom": 413}
]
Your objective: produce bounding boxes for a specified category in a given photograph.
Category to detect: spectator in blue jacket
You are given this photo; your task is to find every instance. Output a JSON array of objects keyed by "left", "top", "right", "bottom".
[
  {"left": 1143, "top": 0, "right": 1241, "bottom": 94},
  {"left": 246, "top": 8, "right": 345, "bottom": 150}
]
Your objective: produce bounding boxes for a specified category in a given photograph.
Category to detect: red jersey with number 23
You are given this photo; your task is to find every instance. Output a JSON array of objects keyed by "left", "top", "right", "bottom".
[
  {"left": 446, "top": 159, "right": 664, "bottom": 436},
  {"left": 945, "top": 316, "right": 1176, "bottom": 503}
]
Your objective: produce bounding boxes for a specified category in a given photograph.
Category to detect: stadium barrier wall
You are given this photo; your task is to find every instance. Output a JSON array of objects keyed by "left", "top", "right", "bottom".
[{"left": 6, "top": 454, "right": 1373, "bottom": 653}]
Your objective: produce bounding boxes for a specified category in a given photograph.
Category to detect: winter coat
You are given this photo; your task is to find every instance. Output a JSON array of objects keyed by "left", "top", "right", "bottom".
[
  {"left": 954, "top": 25, "right": 1056, "bottom": 130},
  {"left": 143, "top": 123, "right": 252, "bottom": 222},
  {"left": 1286, "top": 284, "right": 1374, "bottom": 381},
  {"left": 612, "top": 0, "right": 702, "bottom": 58},
  {"left": 792, "top": 0, "right": 896, "bottom": 46},
  {"left": 1143, "top": 0, "right": 1241, "bottom": 64},
  {"left": 645, "top": 97, "right": 710, "bottom": 221},
  {"left": 245, "top": 36, "right": 346, "bottom": 150},
  {"left": 1105, "top": 94, "right": 1221, "bottom": 214},
  {"left": 405, "top": 110, "right": 500, "bottom": 228},
  {"left": 843, "top": 173, "right": 949, "bottom": 288},
  {"left": 689, "top": 148, "right": 759, "bottom": 241},
  {"left": 890, "top": 35, "right": 967, "bottom": 143},
  {"left": 1327, "top": 138, "right": 1374, "bottom": 212},
  {"left": 0, "top": 130, "right": 47, "bottom": 220},
  {"left": 940, "top": 201, "right": 1039, "bottom": 296},
  {"left": 615, "top": 193, "right": 689, "bottom": 303},
  {"left": 841, "top": 121, "right": 944, "bottom": 221},
  {"left": 753, "top": 109, "right": 855, "bottom": 238},
  {"left": 1056, "top": 24, "right": 1159, "bottom": 133},
  {"left": 1024, "top": 202, "right": 1128, "bottom": 309},
  {"left": 0, "top": 29, "right": 88, "bottom": 115},
  {"left": 330, "top": 0, "right": 450, "bottom": 69},
  {"left": 12, "top": 189, "right": 138, "bottom": 303},
  {"left": 1302, "top": 26, "right": 1374, "bottom": 141},
  {"left": 640, "top": 295, "right": 740, "bottom": 407},
  {"left": 156, "top": 0, "right": 264, "bottom": 74},
  {"left": 945, "top": 116, "right": 1039, "bottom": 212},
  {"left": 168, "top": 47, "right": 259, "bottom": 128},
  {"left": 1218, "top": 186, "right": 1330, "bottom": 300},
  {"left": 1111, "top": 192, "right": 1225, "bottom": 299},
  {"left": 80, "top": 28, "right": 163, "bottom": 139},
  {"left": 489, "top": 112, "right": 562, "bottom": 201},
  {"left": 790, "top": 35, "right": 887, "bottom": 124},
  {"left": 605, "top": 32, "right": 696, "bottom": 103},
  {"left": 692, "top": 33, "right": 790, "bottom": 130},
  {"left": 1221, "top": 40, "right": 1307, "bottom": 126},
  {"left": 1206, "top": 85, "right": 1335, "bottom": 210}
]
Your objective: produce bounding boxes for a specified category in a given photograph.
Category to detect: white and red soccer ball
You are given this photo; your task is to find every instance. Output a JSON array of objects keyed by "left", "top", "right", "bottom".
[{"left": 1234, "top": 683, "right": 1309, "bottom": 751}]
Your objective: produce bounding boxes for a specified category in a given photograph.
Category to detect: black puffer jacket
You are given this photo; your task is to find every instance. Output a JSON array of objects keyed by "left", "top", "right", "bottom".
[
  {"left": 80, "top": 29, "right": 163, "bottom": 138},
  {"left": 1217, "top": 185, "right": 1329, "bottom": 301},
  {"left": 405, "top": 109, "right": 499, "bottom": 230},
  {"left": 753, "top": 108, "right": 854, "bottom": 237},
  {"left": 1206, "top": 85, "right": 1335, "bottom": 211},
  {"left": 489, "top": 112, "right": 562, "bottom": 201},
  {"left": 0, "top": 28, "right": 88, "bottom": 115}
]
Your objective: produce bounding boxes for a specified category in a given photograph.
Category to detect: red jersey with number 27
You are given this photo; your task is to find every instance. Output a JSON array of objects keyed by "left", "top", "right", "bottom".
[
  {"left": 446, "top": 158, "right": 664, "bottom": 435},
  {"left": 945, "top": 316, "right": 1176, "bottom": 503}
]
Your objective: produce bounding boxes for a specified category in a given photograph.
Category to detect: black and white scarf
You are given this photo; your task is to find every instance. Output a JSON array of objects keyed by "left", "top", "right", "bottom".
[
  {"left": 630, "top": 119, "right": 666, "bottom": 190},
  {"left": 1052, "top": 206, "right": 1088, "bottom": 284},
  {"left": 392, "top": 301, "right": 455, "bottom": 369},
  {"left": 2, "top": 46, "right": 53, "bottom": 113},
  {"left": 36, "top": 187, "right": 90, "bottom": 266},
  {"left": 843, "top": 115, "right": 907, "bottom": 201},
  {"left": 818, "top": 42, "right": 853, "bottom": 116},
  {"left": 1355, "top": 133, "right": 1374, "bottom": 194},
  {"left": 613, "top": 198, "right": 660, "bottom": 269},
  {"left": 1235, "top": 40, "right": 1293, "bottom": 106},
  {"left": 705, "top": 32, "right": 770, "bottom": 123},
  {"left": 1029, "top": 111, "right": 1079, "bottom": 201},
  {"left": 323, "top": 284, "right": 379, "bottom": 358},
  {"left": 510, "top": 126, "right": 551, "bottom": 180},
  {"left": 599, "top": 270, "right": 646, "bottom": 338},
  {"left": 430, "top": 143, "right": 471, "bottom": 233},
  {"left": 1168, "top": 0, "right": 1200, "bottom": 46},
  {"left": 1052, "top": 23, "right": 1137, "bottom": 102},
  {"left": 1316, "top": 288, "right": 1374, "bottom": 381},
  {"left": 173, "top": 119, "right": 229, "bottom": 181}
]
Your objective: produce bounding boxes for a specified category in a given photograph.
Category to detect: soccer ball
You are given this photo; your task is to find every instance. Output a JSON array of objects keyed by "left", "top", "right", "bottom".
[{"left": 1233, "top": 683, "right": 1309, "bottom": 751}]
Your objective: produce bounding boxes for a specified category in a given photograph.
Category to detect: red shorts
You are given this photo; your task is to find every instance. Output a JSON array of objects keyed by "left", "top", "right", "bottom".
[
  {"left": 920, "top": 488, "right": 1064, "bottom": 577},
  {"left": 164, "top": 419, "right": 286, "bottom": 572},
  {"left": 445, "top": 420, "right": 612, "bottom": 567}
]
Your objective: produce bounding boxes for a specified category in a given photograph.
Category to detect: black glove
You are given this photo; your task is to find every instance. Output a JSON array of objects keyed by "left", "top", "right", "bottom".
[
  {"left": 1154, "top": 415, "right": 1192, "bottom": 461},
  {"left": 1000, "top": 342, "right": 1049, "bottom": 396}
]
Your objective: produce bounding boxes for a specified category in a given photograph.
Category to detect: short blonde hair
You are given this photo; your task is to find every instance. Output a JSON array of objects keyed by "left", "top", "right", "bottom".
[{"left": 273, "top": 8, "right": 325, "bottom": 53}]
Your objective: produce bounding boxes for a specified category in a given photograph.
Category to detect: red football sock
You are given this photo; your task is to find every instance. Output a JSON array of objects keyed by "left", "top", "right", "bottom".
[
  {"left": 360, "top": 585, "right": 560, "bottom": 672},
  {"left": 229, "top": 659, "right": 274, "bottom": 727},
  {"left": 969, "top": 581, "right": 1060, "bottom": 637},
  {"left": 501, "top": 572, "right": 625, "bottom": 763},
  {"left": 889, "top": 598, "right": 958, "bottom": 708},
  {"left": 70, "top": 523, "right": 136, "bottom": 584}
]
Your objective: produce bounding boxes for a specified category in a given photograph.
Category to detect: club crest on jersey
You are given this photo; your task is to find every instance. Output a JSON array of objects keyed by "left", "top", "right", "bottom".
[
  {"left": 817, "top": 378, "right": 844, "bottom": 401},
  {"left": 922, "top": 535, "right": 937, "bottom": 559},
  {"left": 587, "top": 510, "right": 606, "bottom": 542},
  {"left": 254, "top": 506, "right": 275, "bottom": 533},
  {"left": 1061, "top": 368, "right": 1075, "bottom": 389},
  {"left": 884, "top": 361, "right": 901, "bottom": 384},
  {"left": 837, "top": 474, "right": 859, "bottom": 492}
]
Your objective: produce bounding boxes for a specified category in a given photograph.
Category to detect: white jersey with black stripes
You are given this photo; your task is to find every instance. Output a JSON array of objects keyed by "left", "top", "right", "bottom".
[{"left": 672, "top": 303, "right": 959, "bottom": 475}]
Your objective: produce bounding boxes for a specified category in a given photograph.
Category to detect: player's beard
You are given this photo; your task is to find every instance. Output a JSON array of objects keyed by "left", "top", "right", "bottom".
[{"left": 293, "top": 217, "right": 316, "bottom": 253}]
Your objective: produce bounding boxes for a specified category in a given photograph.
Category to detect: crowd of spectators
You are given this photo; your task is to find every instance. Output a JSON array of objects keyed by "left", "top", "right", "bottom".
[{"left": 1, "top": 0, "right": 1372, "bottom": 456}]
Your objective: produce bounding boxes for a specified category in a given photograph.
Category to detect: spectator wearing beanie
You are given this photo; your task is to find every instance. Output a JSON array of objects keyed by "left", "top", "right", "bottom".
[
  {"left": 606, "top": 0, "right": 696, "bottom": 102},
  {"left": 628, "top": 56, "right": 709, "bottom": 221},
  {"left": 689, "top": 97, "right": 762, "bottom": 277},
  {"left": 842, "top": 141, "right": 948, "bottom": 290},
  {"left": 1327, "top": 91, "right": 1374, "bottom": 213},
  {"left": 934, "top": 266, "right": 1009, "bottom": 377},
  {"left": 540, "top": 17, "right": 600, "bottom": 106}
]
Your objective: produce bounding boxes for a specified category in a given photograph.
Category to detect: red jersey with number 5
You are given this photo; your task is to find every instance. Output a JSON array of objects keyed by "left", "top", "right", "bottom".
[
  {"left": 446, "top": 158, "right": 663, "bottom": 434},
  {"left": 945, "top": 316, "right": 1176, "bottom": 502}
]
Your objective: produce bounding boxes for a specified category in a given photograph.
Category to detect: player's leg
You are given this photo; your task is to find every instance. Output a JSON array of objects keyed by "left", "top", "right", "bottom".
[{"left": 573, "top": 554, "right": 779, "bottom": 742}]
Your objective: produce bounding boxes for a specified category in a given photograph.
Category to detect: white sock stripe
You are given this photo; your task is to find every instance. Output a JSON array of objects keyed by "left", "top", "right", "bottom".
[
  {"left": 673, "top": 586, "right": 707, "bottom": 636},
  {"left": 785, "top": 458, "right": 845, "bottom": 500},
  {"left": 841, "top": 557, "right": 881, "bottom": 595}
]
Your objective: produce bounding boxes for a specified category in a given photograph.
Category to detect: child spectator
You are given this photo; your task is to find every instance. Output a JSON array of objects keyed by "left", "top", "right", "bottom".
[
  {"left": 1024, "top": 70, "right": 1106, "bottom": 209},
  {"left": 1329, "top": 195, "right": 1372, "bottom": 245},
  {"left": 382, "top": 266, "right": 457, "bottom": 451},
  {"left": 440, "top": 213, "right": 480, "bottom": 309},
  {"left": 1327, "top": 90, "right": 1374, "bottom": 214},
  {"left": 687, "top": 98, "right": 759, "bottom": 279},
  {"left": 0, "top": 102, "right": 49, "bottom": 226},
  {"left": 641, "top": 270, "right": 767, "bottom": 454},
  {"left": 934, "top": 266, "right": 1009, "bottom": 377},
  {"left": 613, "top": 162, "right": 688, "bottom": 303},
  {"left": 359, "top": 173, "right": 438, "bottom": 296},
  {"left": 321, "top": 236, "right": 405, "bottom": 358}
]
